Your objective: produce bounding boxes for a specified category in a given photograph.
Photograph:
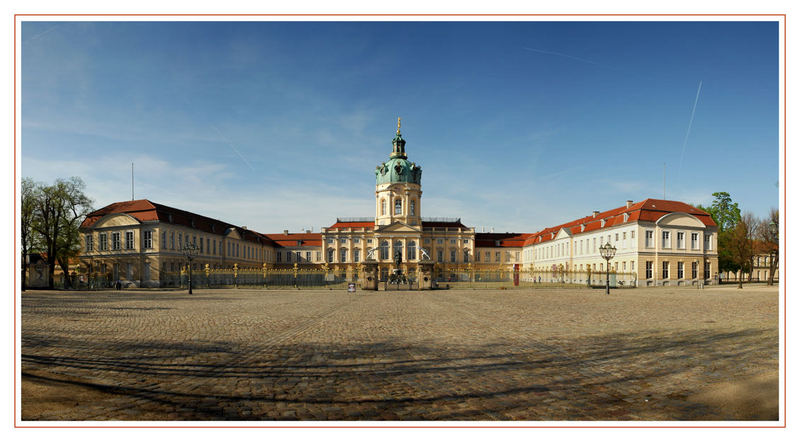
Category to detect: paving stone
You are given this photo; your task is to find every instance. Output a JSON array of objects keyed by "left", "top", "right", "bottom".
[{"left": 20, "top": 286, "right": 778, "bottom": 421}]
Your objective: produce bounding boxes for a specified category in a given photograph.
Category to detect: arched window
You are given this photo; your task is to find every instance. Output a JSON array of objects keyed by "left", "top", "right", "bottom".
[
  {"left": 327, "top": 248, "right": 334, "bottom": 263},
  {"left": 340, "top": 248, "right": 348, "bottom": 263},
  {"left": 408, "top": 241, "right": 417, "bottom": 260},
  {"left": 380, "top": 241, "right": 389, "bottom": 260},
  {"left": 381, "top": 199, "right": 386, "bottom": 216},
  {"left": 394, "top": 241, "right": 403, "bottom": 260},
  {"left": 410, "top": 200, "right": 416, "bottom": 216},
  {"left": 395, "top": 199, "right": 402, "bottom": 215}
]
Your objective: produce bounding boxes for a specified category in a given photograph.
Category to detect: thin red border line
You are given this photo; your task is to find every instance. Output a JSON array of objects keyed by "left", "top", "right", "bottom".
[
  {"left": 12, "top": 13, "right": 787, "bottom": 17},
  {"left": 13, "top": 13, "right": 17, "bottom": 429},
  {"left": 13, "top": 13, "right": 787, "bottom": 429}
]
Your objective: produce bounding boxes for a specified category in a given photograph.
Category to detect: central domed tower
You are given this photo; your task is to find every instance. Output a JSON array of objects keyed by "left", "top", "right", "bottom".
[{"left": 375, "top": 118, "right": 422, "bottom": 226}]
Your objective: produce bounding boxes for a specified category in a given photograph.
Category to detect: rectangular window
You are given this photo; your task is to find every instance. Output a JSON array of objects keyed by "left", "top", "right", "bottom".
[
  {"left": 437, "top": 250, "right": 443, "bottom": 263},
  {"left": 178, "top": 233, "right": 183, "bottom": 249},
  {"left": 327, "top": 239, "right": 334, "bottom": 244},
  {"left": 354, "top": 249, "right": 360, "bottom": 263},
  {"left": 691, "top": 233, "right": 699, "bottom": 249},
  {"left": 485, "top": 251, "right": 490, "bottom": 262},
  {"left": 704, "top": 234, "right": 712, "bottom": 250},
  {"left": 99, "top": 233, "right": 107, "bottom": 251},
  {"left": 277, "top": 251, "right": 282, "bottom": 262},
  {"left": 704, "top": 260, "right": 711, "bottom": 279},
  {"left": 464, "top": 251, "right": 470, "bottom": 262},
  {"left": 450, "top": 250, "right": 456, "bottom": 263},
  {"left": 340, "top": 238, "right": 347, "bottom": 244},
  {"left": 662, "top": 231, "right": 670, "bottom": 248},
  {"left": 124, "top": 231, "right": 134, "bottom": 250},
  {"left": 143, "top": 231, "right": 153, "bottom": 249},
  {"left": 692, "top": 261, "right": 698, "bottom": 279},
  {"left": 341, "top": 248, "right": 348, "bottom": 263},
  {"left": 213, "top": 240, "right": 217, "bottom": 255},
  {"left": 476, "top": 251, "right": 481, "bottom": 262},
  {"left": 193, "top": 236, "right": 197, "bottom": 247},
  {"left": 207, "top": 238, "right": 210, "bottom": 254},
  {"left": 677, "top": 232, "right": 685, "bottom": 249},
  {"left": 85, "top": 234, "right": 94, "bottom": 252},
  {"left": 677, "top": 262, "right": 684, "bottom": 279},
  {"left": 662, "top": 261, "right": 669, "bottom": 279},
  {"left": 515, "top": 251, "right": 520, "bottom": 261},
  {"left": 316, "top": 252, "right": 321, "bottom": 261},
  {"left": 161, "top": 231, "right": 166, "bottom": 249},
  {"left": 354, "top": 238, "right": 360, "bottom": 244},
  {"left": 645, "top": 231, "right": 653, "bottom": 248},
  {"left": 296, "top": 251, "right": 301, "bottom": 262},
  {"left": 646, "top": 261, "right": 653, "bottom": 279},
  {"left": 170, "top": 232, "right": 175, "bottom": 250},
  {"left": 495, "top": 251, "right": 501, "bottom": 262},
  {"left": 199, "top": 237, "right": 204, "bottom": 253},
  {"left": 287, "top": 249, "right": 292, "bottom": 262},
  {"left": 112, "top": 232, "right": 121, "bottom": 250}
]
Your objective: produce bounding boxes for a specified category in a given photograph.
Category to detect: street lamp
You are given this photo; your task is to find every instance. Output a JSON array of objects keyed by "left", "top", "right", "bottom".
[
  {"left": 599, "top": 242, "right": 617, "bottom": 295},
  {"left": 182, "top": 243, "right": 198, "bottom": 294}
]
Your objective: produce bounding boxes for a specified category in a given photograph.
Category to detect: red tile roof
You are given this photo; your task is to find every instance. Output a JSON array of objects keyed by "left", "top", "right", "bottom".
[
  {"left": 522, "top": 198, "right": 716, "bottom": 246},
  {"left": 327, "top": 221, "right": 375, "bottom": 230},
  {"left": 262, "top": 233, "right": 323, "bottom": 248},
  {"left": 475, "top": 232, "right": 534, "bottom": 248},
  {"left": 81, "top": 199, "right": 277, "bottom": 247}
]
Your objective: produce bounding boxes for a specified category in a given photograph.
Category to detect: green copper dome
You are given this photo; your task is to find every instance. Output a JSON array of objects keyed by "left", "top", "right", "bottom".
[
  {"left": 375, "top": 120, "right": 422, "bottom": 185},
  {"left": 375, "top": 157, "right": 422, "bottom": 185}
]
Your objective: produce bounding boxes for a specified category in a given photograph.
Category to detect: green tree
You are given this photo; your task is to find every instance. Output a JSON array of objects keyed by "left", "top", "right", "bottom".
[
  {"left": 696, "top": 192, "right": 743, "bottom": 277},
  {"left": 697, "top": 192, "right": 742, "bottom": 233},
  {"left": 728, "top": 215, "right": 755, "bottom": 289},
  {"left": 29, "top": 177, "right": 93, "bottom": 289}
]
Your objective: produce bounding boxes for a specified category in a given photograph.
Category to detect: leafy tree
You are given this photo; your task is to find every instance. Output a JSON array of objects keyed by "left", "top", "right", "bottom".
[
  {"left": 697, "top": 191, "right": 742, "bottom": 233},
  {"left": 696, "top": 192, "right": 743, "bottom": 277},
  {"left": 29, "top": 177, "right": 93, "bottom": 289},
  {"left": 728, "top": 214, "right": 756, "bottom": 289}
]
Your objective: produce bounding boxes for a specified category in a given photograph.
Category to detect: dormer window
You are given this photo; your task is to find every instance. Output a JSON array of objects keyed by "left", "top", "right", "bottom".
[
  {"left": 395, "top": 199, "right": 402, "bottom": 215},
  {"left": 600, "top": 219, "right": 606, "bottom": 227},
  {"left": 296, "top": 240, "right": 302, "bottom": 246},
  {"left": 168, "top": 214, "right": 173, "bottom": 223},
  {"left": 623, "top": 213, "right": 629, "bottom": 222}
]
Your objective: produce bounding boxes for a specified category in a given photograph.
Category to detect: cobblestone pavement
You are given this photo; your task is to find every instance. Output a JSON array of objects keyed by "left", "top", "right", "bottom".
[{"left": 21, "top": 286, "right": 779, "bottom": 421}]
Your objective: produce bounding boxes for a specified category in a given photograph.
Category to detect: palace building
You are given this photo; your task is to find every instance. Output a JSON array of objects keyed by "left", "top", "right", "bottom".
[{"left": 78, "top": 120, "right": 719, "bottom": 287}]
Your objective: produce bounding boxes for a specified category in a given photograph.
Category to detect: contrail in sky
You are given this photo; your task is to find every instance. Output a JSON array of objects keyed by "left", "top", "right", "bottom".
[
  {"left": 211, "top": 125, "right": 255, "bottom": 172},
  {"left": 522, "top": 47, "right": 599, "bottom": 66},
  {"left": 678, "top": 81, "right": 703, "bottom": 180}
]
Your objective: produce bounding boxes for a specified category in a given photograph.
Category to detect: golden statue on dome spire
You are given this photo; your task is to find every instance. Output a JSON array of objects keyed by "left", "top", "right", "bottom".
[{"left": 397, "top": 117, "right": 401, "bottom": 135}]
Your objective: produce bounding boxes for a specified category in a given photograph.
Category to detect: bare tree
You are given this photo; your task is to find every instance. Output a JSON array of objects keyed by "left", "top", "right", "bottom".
[
  {"left": 21, "top": 177, "right": 39, "bottom": 291},
  {"left": 757, "top": 208, "right": 779, "bottom": 286},
  {"left": 742, "top": 212, "right": 759, "bottom": 282}
]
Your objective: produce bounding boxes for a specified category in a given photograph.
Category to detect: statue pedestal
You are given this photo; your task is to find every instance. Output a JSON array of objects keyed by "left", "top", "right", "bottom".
[
  {"left": 418, "top": 261, "right": 435, "bottom": 290},
  {"left": 362, "top": 261, "right": 379, "bottom": 291}
]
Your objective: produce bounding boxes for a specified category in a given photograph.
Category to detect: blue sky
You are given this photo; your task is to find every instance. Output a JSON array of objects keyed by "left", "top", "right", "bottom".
[{"left": 21, "top": 21, "right": 779, "bottom": 233}]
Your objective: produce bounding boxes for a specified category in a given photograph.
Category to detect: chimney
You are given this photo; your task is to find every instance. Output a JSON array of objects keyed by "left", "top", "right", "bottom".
[
  {"left": 305, "top": 229, "right": 311, "bottom": 234},
  {"left": 283, "top": 229, "right": 289, "bottom": 235},
  {"left": 242, "top": 226, "right": 247, "bottom": 230},
  {"left": 592, "top": 211, "right": 599, "bottom": 218},
  {"left": 626, "top": 200, "right": 633, "bottom": 209}
]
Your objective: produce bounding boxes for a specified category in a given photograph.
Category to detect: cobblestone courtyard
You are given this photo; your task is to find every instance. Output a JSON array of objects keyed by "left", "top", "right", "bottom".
[{"left": 21, "top": 286, "right": 779, "bottom": 421}]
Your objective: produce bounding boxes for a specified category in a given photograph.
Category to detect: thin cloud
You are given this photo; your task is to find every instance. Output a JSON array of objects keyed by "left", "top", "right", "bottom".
[
  {"left": 211, "top": 125, "right": 256, "bottom": 172},
  {"left": 522, "top": 47, "right": 600, "bottom": 66},
  {"left": 678, "top": 81, "right": 703, "bottom": 180}
]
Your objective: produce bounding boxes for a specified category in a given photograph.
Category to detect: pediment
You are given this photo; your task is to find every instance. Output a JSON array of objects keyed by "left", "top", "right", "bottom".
[
  {"left": 375, "top": 221, "right": 422, "bottom": 233},
  {"left": 93, "top": 213, "right": 141, "bottom": 228},
  {"left": 655, "top": 212, "right": 705, "bottom": 228},
  {"left": 554, "top": 227, "right": 573, "bottom": 240}
]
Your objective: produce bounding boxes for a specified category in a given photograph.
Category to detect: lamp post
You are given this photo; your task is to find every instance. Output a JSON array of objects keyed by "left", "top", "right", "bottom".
[
  {"left": 599, "top": 242, "right": 617, "bottom": 295},
  {"left": 182, "top": 243, "right": 198, "bottom": 294}
]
